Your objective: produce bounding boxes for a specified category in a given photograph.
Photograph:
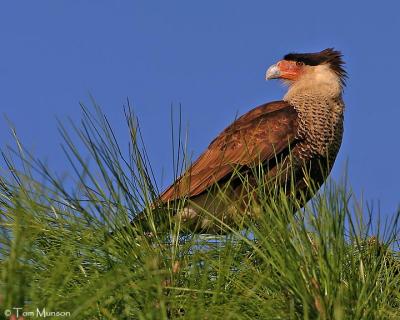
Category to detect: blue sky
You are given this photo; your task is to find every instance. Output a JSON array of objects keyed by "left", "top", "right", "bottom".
[{"left": 0, "top": 1, "right": 399, "bottom": 219}]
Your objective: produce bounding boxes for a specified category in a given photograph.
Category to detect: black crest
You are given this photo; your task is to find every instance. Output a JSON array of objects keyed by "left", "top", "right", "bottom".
[{"left": 284, "top": 48, "right": 347, "bottom": 86}]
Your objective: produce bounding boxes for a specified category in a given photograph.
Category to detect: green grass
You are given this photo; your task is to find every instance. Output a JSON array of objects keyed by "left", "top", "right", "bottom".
[{"left": 0, "top": 104, "right": 399, "bottom": 319}]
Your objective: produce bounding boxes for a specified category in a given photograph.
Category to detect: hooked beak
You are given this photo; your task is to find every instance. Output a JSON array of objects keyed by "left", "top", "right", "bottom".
[
  {"left": 265, "top": 63, "right": 281, "bottom": 80},
  {"left": 266, "top": 60, "right": 303, "bottom": 81}
]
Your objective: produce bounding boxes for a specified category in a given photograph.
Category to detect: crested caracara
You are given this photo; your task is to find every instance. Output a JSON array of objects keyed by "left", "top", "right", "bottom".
[{"left": 145, "top": 48, "right": 347, "bottom": 233}]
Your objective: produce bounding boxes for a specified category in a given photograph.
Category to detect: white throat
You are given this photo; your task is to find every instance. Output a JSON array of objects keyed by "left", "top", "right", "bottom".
[{"left": 283, "top": 64, "right": 342, "bottom": 102}]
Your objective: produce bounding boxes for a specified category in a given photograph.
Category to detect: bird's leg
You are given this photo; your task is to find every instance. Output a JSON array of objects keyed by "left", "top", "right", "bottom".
[
  {"left": 176, "top": 207, "right": 199, "bottom": 223},
  {"left": 175, "top": 206, "right": 215, "bottom": 231}
]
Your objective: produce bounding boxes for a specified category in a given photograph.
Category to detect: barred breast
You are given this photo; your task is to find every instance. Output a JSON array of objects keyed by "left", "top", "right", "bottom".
[{"left": 286, "top": 93, "right": 345, "bottom": 164}]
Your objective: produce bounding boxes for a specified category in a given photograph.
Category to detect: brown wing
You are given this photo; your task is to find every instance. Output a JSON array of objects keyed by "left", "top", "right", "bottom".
[{"left": 160, "top": 101, "right": 299, "bottom": 202}]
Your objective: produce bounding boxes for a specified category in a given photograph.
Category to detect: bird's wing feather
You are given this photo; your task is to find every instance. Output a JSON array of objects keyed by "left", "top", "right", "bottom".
[{"left": 160, "top": 101, "right": 299, "bottom": 201}]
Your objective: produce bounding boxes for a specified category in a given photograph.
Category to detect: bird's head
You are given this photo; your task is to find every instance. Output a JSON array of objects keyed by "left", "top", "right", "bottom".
[{"left": 266, "top": 48, "right": 347, "bottom": 89}]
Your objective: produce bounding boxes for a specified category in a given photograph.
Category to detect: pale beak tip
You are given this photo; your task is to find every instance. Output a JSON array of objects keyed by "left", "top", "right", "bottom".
[{"left": 266, "top": 64, "right": 280, "bottom": 80}]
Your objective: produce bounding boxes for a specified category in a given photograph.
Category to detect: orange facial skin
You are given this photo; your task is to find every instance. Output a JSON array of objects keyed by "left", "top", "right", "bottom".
[{"left": 276, "top": 60, "right": 304, "bottom": 81}]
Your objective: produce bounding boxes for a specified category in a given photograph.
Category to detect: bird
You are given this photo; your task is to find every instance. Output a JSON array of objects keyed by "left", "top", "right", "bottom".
[{"left": 137, "top": 48, "right": 346, "bottom": 234}]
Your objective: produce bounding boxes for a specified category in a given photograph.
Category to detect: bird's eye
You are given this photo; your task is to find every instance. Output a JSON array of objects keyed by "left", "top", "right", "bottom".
[{"left": 296, "top": 61, "right": 304, "bottom": 66}]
